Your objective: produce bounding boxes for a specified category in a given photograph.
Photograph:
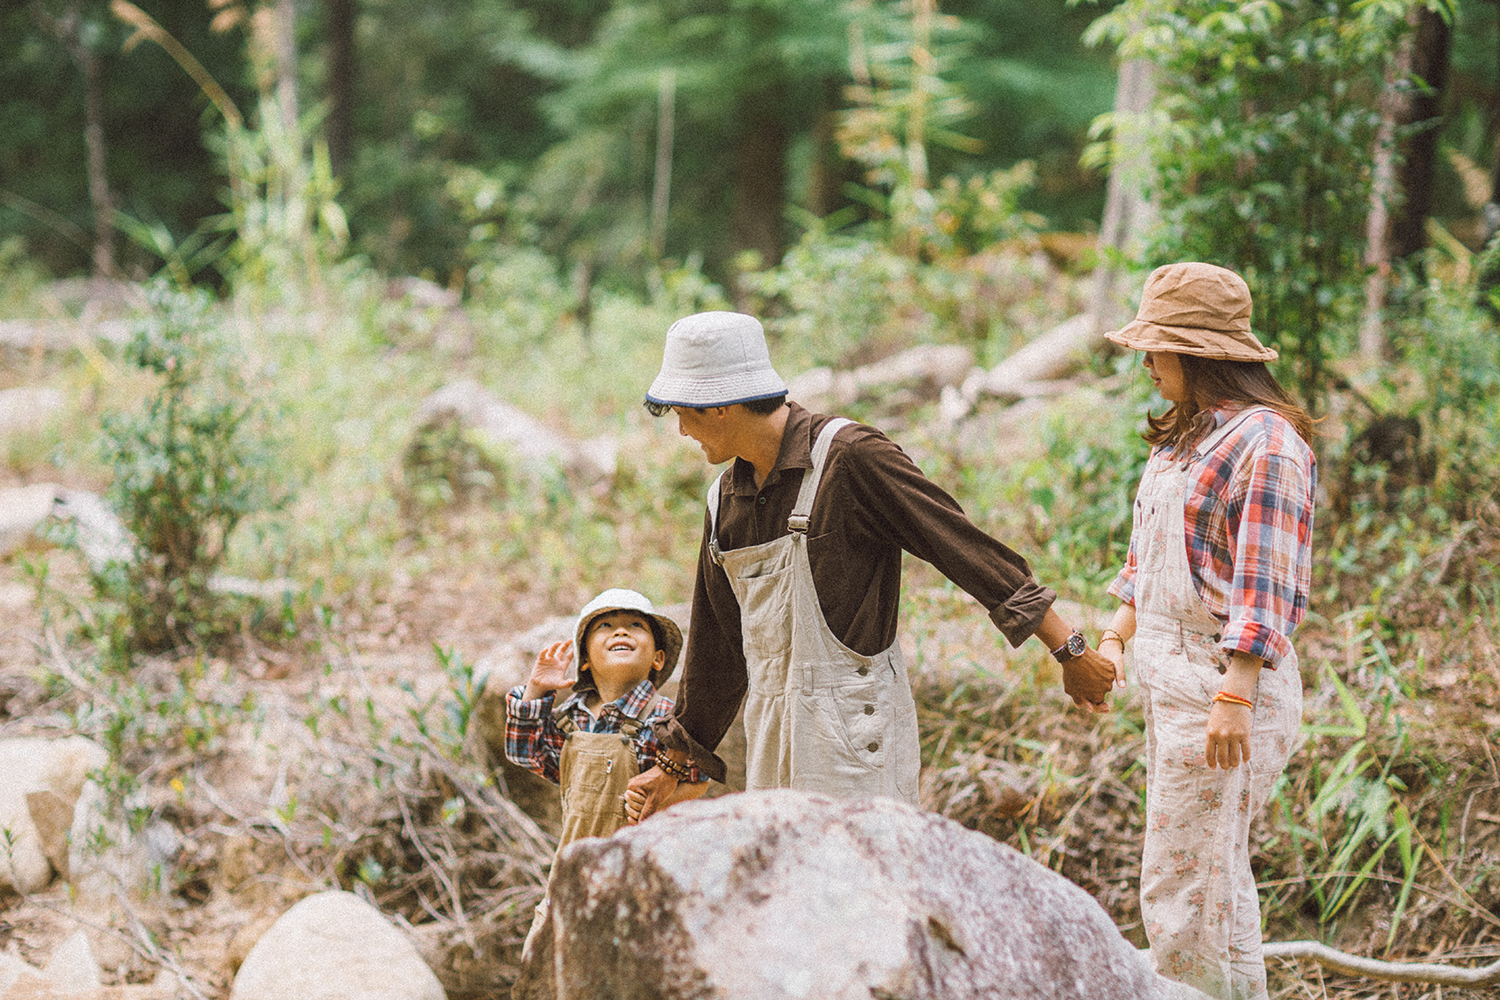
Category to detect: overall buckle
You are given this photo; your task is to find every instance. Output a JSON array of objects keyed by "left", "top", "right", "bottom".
[{"left": 787, "top": 514, "right": 810, "bottom": 534}]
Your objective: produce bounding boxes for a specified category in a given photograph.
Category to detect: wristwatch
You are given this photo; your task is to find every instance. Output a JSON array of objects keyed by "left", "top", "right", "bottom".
[{"left": 1051, "top": 629, "right": 1086, "bottom": 664}]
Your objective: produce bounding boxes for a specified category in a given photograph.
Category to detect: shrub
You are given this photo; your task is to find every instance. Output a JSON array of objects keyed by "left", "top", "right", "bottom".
[{"left": 85, "top": 283, "right": 283, "bottom": 662}]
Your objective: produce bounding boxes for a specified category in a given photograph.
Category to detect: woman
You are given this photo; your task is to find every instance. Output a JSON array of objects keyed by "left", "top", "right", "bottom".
[{"left": 1098, "top": 262, "right": 1316, "bottom": 1000}]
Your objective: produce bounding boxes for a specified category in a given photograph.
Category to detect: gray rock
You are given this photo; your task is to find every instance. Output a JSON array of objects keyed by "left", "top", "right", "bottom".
[
  {"left": 410, "top": 380, "right": 617, "bottom": 487},
  {"left": 524, "top": 790, "right": 1210, "bottom": 1000}
]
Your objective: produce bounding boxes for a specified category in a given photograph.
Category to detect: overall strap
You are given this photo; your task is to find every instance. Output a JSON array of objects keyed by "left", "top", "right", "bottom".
[
  {"left": 706, "top": 470, "right": 729, "bottom": 567},
  {"left": 788, "top": 418, "right": 853, "bottom": 534},
  {"left": 615, "top": 691, "right": 662, "bottom": 742},
  {"left": 1195, "top": 406, "right": 1274, "bottom": 458}
]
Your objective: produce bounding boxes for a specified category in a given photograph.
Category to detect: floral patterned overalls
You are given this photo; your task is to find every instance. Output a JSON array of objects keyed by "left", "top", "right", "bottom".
[{"left": 1131, "top": 407, "right": 1303, "bottom": 1000}]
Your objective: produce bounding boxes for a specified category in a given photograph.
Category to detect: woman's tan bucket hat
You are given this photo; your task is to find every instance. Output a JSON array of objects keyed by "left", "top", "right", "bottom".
[{"left": 1106, "top": 262, "right": 1278, "bottom": 362}]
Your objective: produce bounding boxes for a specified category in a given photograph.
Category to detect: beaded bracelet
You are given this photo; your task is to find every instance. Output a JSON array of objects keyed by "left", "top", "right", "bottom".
[
  {"left": 1212, "top": 691, "right": 1254, "bottom": 709},
  {"left": 655, "top": 748, "right": 693, "bottom": 781},
  {"left": 1099, "top": 628, "right": 1126, "bottom": 649}
]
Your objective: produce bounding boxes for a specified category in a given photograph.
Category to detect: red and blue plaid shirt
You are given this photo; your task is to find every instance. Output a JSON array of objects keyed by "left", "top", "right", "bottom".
[
  {"left": 1109, "top": 406, "right": 1317, "bottom": 667},
  {"left": 505, "top": 678, "right": 705, "bottom": 785}
]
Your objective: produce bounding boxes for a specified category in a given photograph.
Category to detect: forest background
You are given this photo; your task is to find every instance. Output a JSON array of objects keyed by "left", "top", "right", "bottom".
[{"left": 3, "top": 0, "right": 1500, "bottom": 996}]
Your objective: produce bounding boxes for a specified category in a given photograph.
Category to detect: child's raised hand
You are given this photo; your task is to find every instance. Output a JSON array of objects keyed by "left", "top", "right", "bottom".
[{"left": 523, "top": 640, "right": 575, "bottom": 700}]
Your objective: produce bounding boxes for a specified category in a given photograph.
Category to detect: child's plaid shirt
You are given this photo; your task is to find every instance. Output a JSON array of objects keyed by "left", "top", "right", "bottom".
[
  {"left": 505, "top": 677, "right": 706, "bottom": 784},
  {"left": 1109, "top": 405, "right": 1317, "bottom": 668}
]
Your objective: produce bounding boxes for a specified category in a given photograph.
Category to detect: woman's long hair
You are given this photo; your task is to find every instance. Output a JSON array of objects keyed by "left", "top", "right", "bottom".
[{"left": 1144, "top": 355, "right": 1314, "bottom": 452}]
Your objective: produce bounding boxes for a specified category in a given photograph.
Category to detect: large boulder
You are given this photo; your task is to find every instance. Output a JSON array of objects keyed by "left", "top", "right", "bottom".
[
  {"left": 523, "top": 790, "right": 1209, "bottom": 1000},
  {"left": 229, "top": 890, "right": 446, "bottom": 1000},
  {"left": 0, "top": 736, "right": 109, "bottom": 894},
  {"left": 402, "top": 380, "right": 617, "bottom": 501}
]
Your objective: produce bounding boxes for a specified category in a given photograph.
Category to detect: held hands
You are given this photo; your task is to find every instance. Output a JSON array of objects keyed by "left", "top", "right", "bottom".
[
  {"left": 625, "top": 765, "right": 678, "bottom": 823},
  {"left": 623, "top": 769, "right": 709, "bottom": 823},
  {"left": 523, "top": 640, "right": 575, "bottom": 701},
  {"left": 1062, "top": 647, "right": 1119, "bottom": 713}
]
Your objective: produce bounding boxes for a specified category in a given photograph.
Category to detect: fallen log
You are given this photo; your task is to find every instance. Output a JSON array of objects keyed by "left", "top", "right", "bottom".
[
  {"left": 787, "top": 343, "right": 975, "bottom": 413},
  {"left": 1264, "top": 940, "right": 1500, "bottom": 987},
  {"left": 0, "top": 319, "right": 130, "bottom": 351}
]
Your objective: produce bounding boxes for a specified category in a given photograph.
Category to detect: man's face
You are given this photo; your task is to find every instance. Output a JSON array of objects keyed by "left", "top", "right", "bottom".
[{"left": 673, "top": 406, "right": 732, "bottom": 464}]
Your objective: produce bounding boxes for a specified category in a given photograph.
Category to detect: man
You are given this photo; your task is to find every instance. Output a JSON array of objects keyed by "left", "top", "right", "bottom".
[{"left": 628, "top": 311, "right": 1117, "bottom": 820}]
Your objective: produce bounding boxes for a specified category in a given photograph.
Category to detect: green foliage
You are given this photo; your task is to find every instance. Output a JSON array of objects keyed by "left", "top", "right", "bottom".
[
  {"left": 0, "top": 0, "right": 253, "bottom": 277},
  {"left": 86, "top": 284, "right": 283, "bottom": 661},
  {"left": 1082, "top": 0, "right": 1444, "bottom": 400}
]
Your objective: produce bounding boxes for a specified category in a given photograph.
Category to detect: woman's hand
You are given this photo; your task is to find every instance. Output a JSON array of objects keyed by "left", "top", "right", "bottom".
[
  {"left": 1205, "top": 650, "right": 1264, "bottom": 769},
  {"left": 1205, "top": 701, "right": 1253, "bottom": 769},
  {"left": 1098, "top": 636, "right": 1126, "bottom": 688},
  {"left": 624, "top": 775, "right": 709, "bottom": 823}
]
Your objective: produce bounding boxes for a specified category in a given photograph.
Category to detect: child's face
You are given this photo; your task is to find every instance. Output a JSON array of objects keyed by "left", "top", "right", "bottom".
[{"left": 582, "top": 611, "right": 665, "bottom": 688}]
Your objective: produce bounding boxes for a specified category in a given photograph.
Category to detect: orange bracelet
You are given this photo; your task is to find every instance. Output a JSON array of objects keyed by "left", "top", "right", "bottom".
[{"left": 1212, "top": 691, "right": 1254, "bottom": 709}]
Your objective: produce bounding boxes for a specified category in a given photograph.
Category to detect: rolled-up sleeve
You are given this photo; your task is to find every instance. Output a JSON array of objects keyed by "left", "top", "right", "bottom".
[{"left": 1221, "top": 452, "right": 1315, "bottom": 667}]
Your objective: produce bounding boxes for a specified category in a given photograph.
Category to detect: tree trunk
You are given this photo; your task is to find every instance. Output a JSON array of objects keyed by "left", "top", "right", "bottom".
[
  {"left": 805, "top": 78, "right": 847, "bottom": 219},
  {"left": 325, "top": 0, "right": 355, "bottom": 177},
  {"left": 1087, "top": 58, "right": 1156, "bottom": 337},
  {"left": 274, "top": 0, "right": 299, "bottom": 133},
  {"left": 731, "top": 86, "right": 789, "bottom": 271},
  {"left": 1388, "top": 4, "right": 1452, "bottom": 260},
  {"left": 33, "top": 1, "right": 115, "bottom": 277},
  {"left": 79, "top": 30, "right": 113, "bottom": 278},
  {"left": 1360, "top": 6, "right": 1452, "bottom": 359}
]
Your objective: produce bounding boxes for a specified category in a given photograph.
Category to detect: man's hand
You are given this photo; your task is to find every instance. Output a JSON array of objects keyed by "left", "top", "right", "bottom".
[
  {"left": 522, "top": 640, "right": 575, "bottom": 701},
  {"left": 625, "top": 765, "right": 680, "bottom": 822},
  {"left": 1061, "top": 648, "right": 1116, "bottom": 713},
  {"left": 624, "top": 774, "right": 709, "bottom": 822}
]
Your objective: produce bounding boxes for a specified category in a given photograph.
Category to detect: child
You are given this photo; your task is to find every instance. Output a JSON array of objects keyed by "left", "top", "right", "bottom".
[{"left": 506, "top": 588, "right": 708, "bottom": 974}]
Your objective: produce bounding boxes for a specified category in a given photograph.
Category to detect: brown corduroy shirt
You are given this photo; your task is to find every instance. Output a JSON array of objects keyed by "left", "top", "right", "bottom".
[{"left": 656, "top": 403, "right": 1056, "bottom": 781}]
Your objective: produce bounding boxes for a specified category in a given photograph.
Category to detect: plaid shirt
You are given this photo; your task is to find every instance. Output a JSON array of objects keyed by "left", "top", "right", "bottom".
[
  {"left": 505, "top": 678, "right": 705, "bottom": 785},
  {"left": 1109, "top": 406, "right": 1317, "bottom": 667}
]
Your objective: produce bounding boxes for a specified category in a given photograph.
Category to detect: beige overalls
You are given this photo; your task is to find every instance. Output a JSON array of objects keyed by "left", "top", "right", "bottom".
[
  {"left": 519, "top": 693, "right": 657, "bottom": 966},
  {"left": 1132, "top": 407, "right": 1303, "bottom": 1000},
  {"left": 706, "top": 418, "right": 920, "bottom": 803}
]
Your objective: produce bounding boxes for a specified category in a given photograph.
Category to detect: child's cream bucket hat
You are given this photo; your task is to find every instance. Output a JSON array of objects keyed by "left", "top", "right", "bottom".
[{"left": 574, "top": 588, "right": 684, "bottom": 686}]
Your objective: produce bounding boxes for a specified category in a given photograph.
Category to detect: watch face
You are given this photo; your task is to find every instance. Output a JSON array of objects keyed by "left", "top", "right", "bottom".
[{"left": 1067, "top": 632, "right": 1087, "bottom": 657}]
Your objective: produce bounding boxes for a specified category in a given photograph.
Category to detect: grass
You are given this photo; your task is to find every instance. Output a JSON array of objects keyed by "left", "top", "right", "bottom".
[{"left": 4, "top": 221, "right": 1500, "bottom": 996}]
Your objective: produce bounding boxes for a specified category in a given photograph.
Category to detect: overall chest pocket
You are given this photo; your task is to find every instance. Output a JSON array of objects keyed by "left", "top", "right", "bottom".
[{"left": 561, "top": 748, "right": 616, "bottom": 809}]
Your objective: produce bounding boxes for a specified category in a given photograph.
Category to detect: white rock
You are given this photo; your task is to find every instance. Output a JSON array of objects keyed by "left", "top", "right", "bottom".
[
  {"left": 0, "top": 484, "right": 59, "bottom": 558},
  {"left": 0, "top": 388, "right": 66, "bottom": 438},
  {"left": 40, "top": 930, "right": 101, "bottom": 994},
  {"left": 0, "top": 953, "right": 38, "bottom": 995},
  {"left": 0, "top": 737, "right": 109, "bottom": 894},
  {"left": 229, "top": 890, "right": 446, "bottom": 1000},
  {"left": 522, "top": 790, "right": 1211, "bottom": 1000}
]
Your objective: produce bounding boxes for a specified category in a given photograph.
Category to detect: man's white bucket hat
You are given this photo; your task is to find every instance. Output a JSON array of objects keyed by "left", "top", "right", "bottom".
[
  {"left": 646, "top": 311, "right": 788, "bottom": 408},
  {"left": 574, "top": 588, "right": 684, "bottom": 687}
]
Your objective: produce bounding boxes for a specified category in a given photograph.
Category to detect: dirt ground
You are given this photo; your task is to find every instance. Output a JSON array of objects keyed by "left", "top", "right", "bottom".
[{"left": 4, "top": 538, "right": 1500, "bottom": 999}]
